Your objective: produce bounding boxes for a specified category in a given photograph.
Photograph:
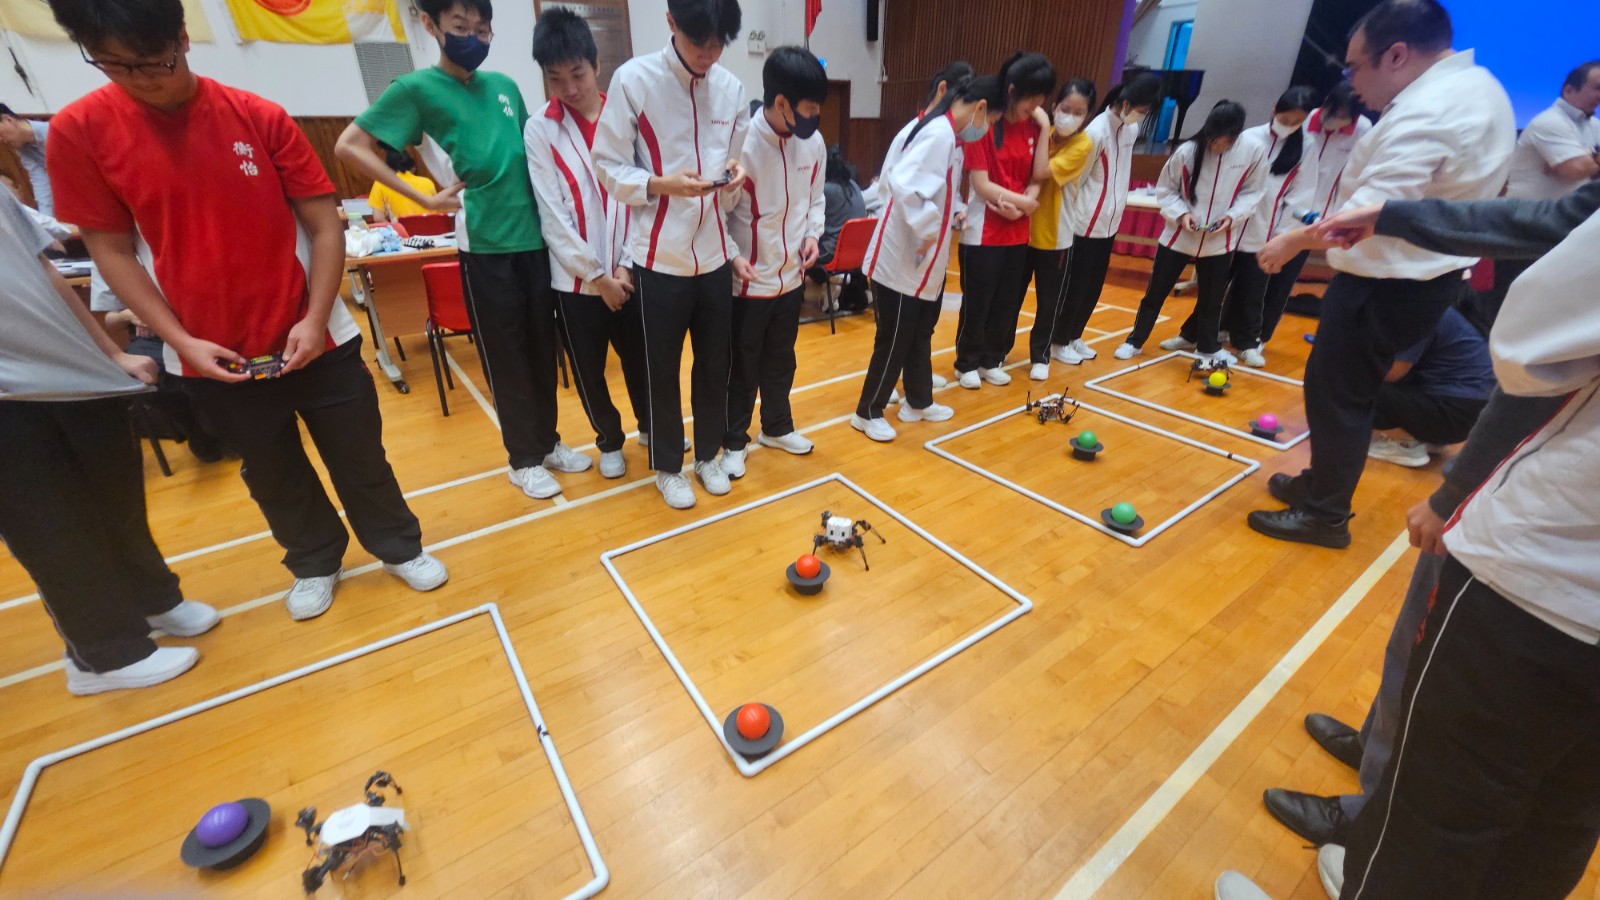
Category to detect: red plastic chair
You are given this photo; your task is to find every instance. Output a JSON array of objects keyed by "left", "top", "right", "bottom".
[
  {"left": 819, "top": 217, "right": 877, "bottom": 333},
  {"left": 422, "top": 262, "right": 474, "bottom": 416},
  {"left": 398, "top": 214, "right": 454, "bottom": 237}
]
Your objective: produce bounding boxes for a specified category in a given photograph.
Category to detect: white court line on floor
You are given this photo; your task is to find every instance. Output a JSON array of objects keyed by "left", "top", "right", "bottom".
[
  {"left": 924, "top": 398, "right": 1259, "bottom": 547},
  {"left": 1051, "top": 530, "right": 1412, "bottom": 899},
  {"left": 601, "top": 473, "right": 1033, "bottom": 777},
  {"left": 0, "top": 605, "right": 611, "bottom": 900},
  {"left": 1084, "top": 350, "right": 1311, "bottom": 451}
]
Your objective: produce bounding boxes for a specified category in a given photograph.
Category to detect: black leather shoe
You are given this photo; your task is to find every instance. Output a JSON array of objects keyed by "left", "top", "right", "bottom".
[
  {"left": 1248, "top": 508, "right": 1352, "bottom": 549},
  {"left": 1263, "top": 789, "right": 1350, "bottom": 845},
  {"left": 1305, "top": 713, "right": 1363, "bottom": 772},
  {"left": 1267, "top": 472, "right": 1310, "bottom": 507}
]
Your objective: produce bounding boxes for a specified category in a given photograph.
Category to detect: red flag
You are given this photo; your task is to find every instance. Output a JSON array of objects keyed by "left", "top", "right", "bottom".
[{"left": 806, "top": 0, "right": 822, "bottom": 36}]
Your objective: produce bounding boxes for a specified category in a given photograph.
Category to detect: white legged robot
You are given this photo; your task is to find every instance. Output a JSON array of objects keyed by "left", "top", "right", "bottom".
[
  {"left": 812, "top": 511, "right": 886, "bottom": 570},
  {"left": 296, "top": 771, "right": 408, "bottom": 893}
]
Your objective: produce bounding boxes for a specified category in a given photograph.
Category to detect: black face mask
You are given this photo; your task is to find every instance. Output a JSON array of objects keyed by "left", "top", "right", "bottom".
[{"left": 787, "top": 107, "right": 821, "bottom": 140}]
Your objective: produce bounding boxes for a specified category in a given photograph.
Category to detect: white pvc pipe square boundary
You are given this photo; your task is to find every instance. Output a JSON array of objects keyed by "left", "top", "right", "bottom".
[
  {"left": 1082, "top": 351, "right": 1311, "bottom": 451},
  {"left": 599, "top": 473, "right": 1034, "bottom": 778},
  {"left": 0, "top": 604, "right": 609, "bottom": 899},
  {"left": 924, "top": 398, "right": 1261, "bottom": 548}
]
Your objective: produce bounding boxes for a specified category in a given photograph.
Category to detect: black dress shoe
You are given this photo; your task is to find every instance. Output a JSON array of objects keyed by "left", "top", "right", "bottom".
[
  {"left": 1267, "top": 472, "right": 1310, "bottom": 507},
  {"left": 1263, "top": 788, "right": 1350, "bottom": 845},
  {"left": 1305, "top": 713, "right": 1363, "bottom": 772},
  {"left": 1248, "top": 508, "right": 1352, "bottom": 549}
]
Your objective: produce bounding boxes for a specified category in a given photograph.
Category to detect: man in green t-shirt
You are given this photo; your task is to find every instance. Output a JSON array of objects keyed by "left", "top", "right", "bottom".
[{"left": 337, "top": 0, "right": 589, "bottom": 502}]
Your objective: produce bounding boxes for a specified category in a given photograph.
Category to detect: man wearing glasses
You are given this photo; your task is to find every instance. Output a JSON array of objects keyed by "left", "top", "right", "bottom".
[
  {"left": 337, "top": 0, "right": 592, "bottom": 503},
  {"left": 1248, "top": 0, "right": 1515, "bottom": 549},
  {"left": 44, "top": 0, "right": 448, "bottom": 621}
]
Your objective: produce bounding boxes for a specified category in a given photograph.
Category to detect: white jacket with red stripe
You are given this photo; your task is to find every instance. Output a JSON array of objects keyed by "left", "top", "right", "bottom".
[
  {"left": 1067, "top": 108, "right": 1141, "bottom": 240},
  {"left": 1236, "top": 123, "right": 1318, "bottom": 254},
  {"left": 1155, "top": 137, "right": 1268, "bottom": 258},
  {"left": 726, "top": 111, "right": 826, "bottom": 298},
  {"left": 862, "top": 113, "right": 963, "bottom": 301},
  {"left": 525, "top": 97, "right": 631, "bottom": 295},
  {"left": 592, "top": 43, "right": 750, "bottom": 278},
  {"left": 1305, "top": 110, "right": 1373, "bottom": 219}
]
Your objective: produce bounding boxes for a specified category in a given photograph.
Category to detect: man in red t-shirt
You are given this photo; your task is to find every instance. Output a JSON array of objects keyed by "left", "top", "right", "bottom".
[{"left": 45, "top": 0, "right": 448, "bottom": 621}]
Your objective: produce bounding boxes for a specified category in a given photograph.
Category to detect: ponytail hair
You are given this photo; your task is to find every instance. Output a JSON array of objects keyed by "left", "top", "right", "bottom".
[
  {"left": 906, "top": 72, "right": 981, "bottom": 145},
  {"left": 1182, "top": 99, "right": 1246, "bottom": 203},
  {"left": 1101, "top": 71, "right": 1162, "bottom": 114},
  {"left": 992, "top": 51, "right": 1056, "bottom": 146},
  {"left": 1269, "top": 86, "right": 1317, "bottom": 176}
]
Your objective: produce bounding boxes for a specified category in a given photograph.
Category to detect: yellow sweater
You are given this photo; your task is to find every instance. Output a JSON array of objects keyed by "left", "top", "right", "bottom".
[
  {"left": 1029, "top": 131, "right": 1093, "bottom": 251},
  {"left": 367, "top": 171, "right": 439, "bottom": 221}
]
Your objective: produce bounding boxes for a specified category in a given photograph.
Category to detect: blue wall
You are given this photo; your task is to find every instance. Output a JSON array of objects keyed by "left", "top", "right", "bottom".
[{"left": 1453, "top": 1, "right": 1592, "bottom": 127}]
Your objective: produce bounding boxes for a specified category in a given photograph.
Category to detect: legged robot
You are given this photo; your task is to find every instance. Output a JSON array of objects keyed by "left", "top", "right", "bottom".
[
  {"left": 297, "top": 771, "right": 408, "bottom": 893},
  {"left": 813, "top": 511, "right": 886, "bottom": 570}
]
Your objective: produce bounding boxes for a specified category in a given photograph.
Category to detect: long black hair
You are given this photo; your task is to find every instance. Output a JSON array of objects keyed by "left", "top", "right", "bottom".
[
  {"left": 1320, "top": 81, "right": 1361, "bottom": 125},
  {"left": 825, "top": 144, "right": 858, "bottom": 186},
  {"left": 924, "top": 60, "right": 975, "bottom": 106},
  {"left": 993, "top": 51, "right": 1056, "bottom": 146},
  {"left": 907, "top": 72, "right": 991, "bottom": 145},
  {"left": 1269, "top": 86, "right": 1317, "bottom": 176},
  {"left": 1182, "top": 100, "right": 1246, "bottom": 202},
  {"left": 1099, "top": 71, "right": 1162, "bottom": 115}
]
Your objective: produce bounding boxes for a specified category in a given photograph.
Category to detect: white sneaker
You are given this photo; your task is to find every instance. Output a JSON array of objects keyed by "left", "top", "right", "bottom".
[
  {"left": 980, "top": 367, "right": 1012, "bottom": 386},
  {"left": 383, "top": 551, "right": 448, "bottom": 591},
  {"left": 1029, "top": 363, "right": 1050, "bottom": 381},
  {"left": 1159, "top": 336, "right": 1197, "bottom": 351},
  {"left": 542, "top": 442, "right": 592, "bottom": 473},
  {"left": 656, "top": 470, "right": 694, "bottom": 506},
  {"left": 509, "top": 465, "right": 561, "bottom": 500},
  {"left": 1113, "top": 342, "right": 1140, "bottom": 360},
  {"left": 957, "top": 370, "right": 981, "bottom": 390},
  {"left": 759, "top": 431, "right": 814, "bottom": 455},
  {"left": 1051, "top": 344, "right": 1084, "bottom": 365},
  {"left": 898, "top": 402, "right": 953, "bottom": 423},
  {"left": 656, "top": 471, "right": 696, "bottom": 509},
  {"left": 1368, "top": 433, "right": 1429, "bottom": 468},
  {"left": 721, "top": 448, "right": 746, "bottom": 479},
  {"left": 1317, "top": 844, "right": 1345, "bottom": 900},
  {"left": 66, "top": 647, "right": 199, "bottom": 696},
  {"left": 694, "top": 459, "right": 731, "bottom": 495},
  {"left": 146, "top": 600, "right": 220, "bottom": 637},
  {"left": 1213, "top": 871, "right": 1273, "bottom": 900},
  {"left": 599, "top": 450, "right": 626, "bottom": 479},
  {"left": 285, "top": 569, "right": 341, "bottom": 621},
  {"left": 930, "top": 373, "right": 948, "bottom": 389},
  {"left": 638, "top": 432, "right": 691, "bottom": 452},
  {"left": 850, "top": 414, "right": 897, "bottom": 442},
  {"left": 1212, "top": 347, "right": 1239, "bottom": 366},
  {"left": 1069, "top": 338, "right": 1097, "bottom": 360},
  {"left": 889, "top": 388, "right": 902, "bottom": 405},
  {"left": 1240, "top": 348, "right": 1267, "bottom": 368}
]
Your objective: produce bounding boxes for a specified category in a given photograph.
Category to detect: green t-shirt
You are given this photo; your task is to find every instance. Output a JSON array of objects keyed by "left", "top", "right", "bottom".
[{"left": 355, "top": 67, "right": 544, "bottom": 254}]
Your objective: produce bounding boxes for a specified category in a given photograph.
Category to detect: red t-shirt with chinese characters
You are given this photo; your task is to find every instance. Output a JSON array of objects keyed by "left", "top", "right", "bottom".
[
  {"left": 963, "top": 121, "right": 1036, "bottom": 246},
  {"left": 48, "top": 77, "right": 347, "bottom": 376}
]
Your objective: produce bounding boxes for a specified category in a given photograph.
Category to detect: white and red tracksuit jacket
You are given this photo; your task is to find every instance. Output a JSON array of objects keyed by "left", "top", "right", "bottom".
[
  {"left": 592, "top": 42, "right": 750, "bottom": 278},
  {"left": 1067, "top": 108, "right": 1141, "bottom": 240},
  {"left": 725, "top": 111, "right": 826, "bottom": 298},
  {"left": 861, "top": 113, "right": 964, "bottom": 301},
  {"left": 1305, "top": 109, "right": 1373, "bottom": 219},
  {"left": 1155, "top": 137, "right": 1267, "bottom": 258},
  {"left": 1235, "top": 122, "right": 1318, "bottom": 254},
  {"left": 525, "top": 96, "right": 631, "bottom": 295}
]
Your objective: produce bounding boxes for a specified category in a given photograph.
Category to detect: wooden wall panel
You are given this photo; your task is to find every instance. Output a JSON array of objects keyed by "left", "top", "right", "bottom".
[{"left": 849, "top": 0, "right": 1129, "bottom": 181}]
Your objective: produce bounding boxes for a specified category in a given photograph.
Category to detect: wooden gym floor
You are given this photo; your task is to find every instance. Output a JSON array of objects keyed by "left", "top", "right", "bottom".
[{"left": 2, "top": 251, "right": 1595, "bottom": 898}]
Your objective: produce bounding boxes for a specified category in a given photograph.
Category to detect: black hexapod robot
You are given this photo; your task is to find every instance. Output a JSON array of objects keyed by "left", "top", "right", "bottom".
[{"left": 297, "top": 771, "right": 408, "bottom": 893}]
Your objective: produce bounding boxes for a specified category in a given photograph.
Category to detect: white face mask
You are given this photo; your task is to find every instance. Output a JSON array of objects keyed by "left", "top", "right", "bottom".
[
  {"left": 1270, "top": 117, "right": 1300, "bottom": 138},
  {"left": 1054, "top": 111, "right": 1085, "bottom": 133},
  {"left": 1121, "top": 107, "right": 1147, "bottom": 126}
]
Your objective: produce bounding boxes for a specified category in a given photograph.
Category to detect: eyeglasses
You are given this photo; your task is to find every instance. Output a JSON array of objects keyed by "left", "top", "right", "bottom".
[
  {"left": 444, "top": 23, "right": 494, "bottom": 41},
  {"left": 80, "top": 44, "right": 180, "bottom": 79},
  {"left": 1342, "top": 43, "right": 1394, "bottom": 81}
]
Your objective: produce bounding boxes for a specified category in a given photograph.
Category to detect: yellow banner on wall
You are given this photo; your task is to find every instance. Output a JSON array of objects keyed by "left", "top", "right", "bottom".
[
  {"left": 223, "top": 0, "right": 406, "bottom": 44},
  {"left": 0, "top": 0, "right": 215, "bottom": 43}
]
